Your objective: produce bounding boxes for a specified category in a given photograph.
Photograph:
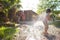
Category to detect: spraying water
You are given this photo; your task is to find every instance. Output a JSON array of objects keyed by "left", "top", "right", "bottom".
[
  {"left": 19, "top": 13, "right": 48, "bottom": 40},
  {"left": 25, "top": 21, "right": 45, "bottom": 40},
  {"left": 13, "top": 13, "right": 48, "bottom": 40}
]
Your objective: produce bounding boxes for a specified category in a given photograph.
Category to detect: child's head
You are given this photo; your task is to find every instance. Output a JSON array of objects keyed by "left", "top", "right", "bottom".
[{"left": 46, "top": 8, "right": 51, "bottom": 13}]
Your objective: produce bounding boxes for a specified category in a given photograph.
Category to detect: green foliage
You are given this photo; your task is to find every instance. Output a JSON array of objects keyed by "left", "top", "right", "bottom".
[
  {"left": 0, "top": 12, "right": 7, "bottom": 23},
  {"left": 37, "top": 0, "right": 60, "bottom": 13},
  {"left": 0, "top": 0, "right": 21, "bottom": 15},
  {"left": 0, "top": 26, "right": 18, "bottom": 40}
]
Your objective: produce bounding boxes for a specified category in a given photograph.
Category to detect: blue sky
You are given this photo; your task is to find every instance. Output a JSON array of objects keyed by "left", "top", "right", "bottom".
[{"left": 21, "top": 0, "right": 39, "bottom": 12}]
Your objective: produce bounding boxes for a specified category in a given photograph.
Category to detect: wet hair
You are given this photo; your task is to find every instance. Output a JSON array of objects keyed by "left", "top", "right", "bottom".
[{"left": 46, "top": 8, "right": 51, "bottom": 13}]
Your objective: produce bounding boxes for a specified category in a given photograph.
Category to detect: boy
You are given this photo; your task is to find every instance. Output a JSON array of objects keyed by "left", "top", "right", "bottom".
[{"left": 43, "top": 8, "right": 52, "bottom": 35}]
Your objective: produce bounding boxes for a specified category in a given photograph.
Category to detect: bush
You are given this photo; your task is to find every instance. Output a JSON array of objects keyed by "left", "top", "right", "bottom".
[{"left": 0, "top": 26, "right": 18, "bottom": 40}]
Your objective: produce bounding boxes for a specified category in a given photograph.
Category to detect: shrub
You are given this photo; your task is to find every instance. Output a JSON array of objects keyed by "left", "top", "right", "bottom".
[{"left": 0, "top": 26, "right": 18, "bottom": 40}]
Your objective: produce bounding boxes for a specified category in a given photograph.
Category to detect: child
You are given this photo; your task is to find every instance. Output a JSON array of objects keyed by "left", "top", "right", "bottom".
[{"left": 43, "top": 8, "right": 52, "bottom": 35}]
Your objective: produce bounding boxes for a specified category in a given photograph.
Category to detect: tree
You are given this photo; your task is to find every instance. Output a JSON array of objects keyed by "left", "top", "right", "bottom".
[
  {"left": 0, "top": 0, "right": 21, "bottom": 16},
  {"left": 37, "top": 0, "right": 60, "bottom": 14},
  {"left": 0, "top": 0, "right": 21, "bottom": 22}
]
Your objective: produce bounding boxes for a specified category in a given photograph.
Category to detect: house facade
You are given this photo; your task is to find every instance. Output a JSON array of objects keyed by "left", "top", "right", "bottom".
[{"left": 16, "top": 10, "right": 38, "bottom": 23}]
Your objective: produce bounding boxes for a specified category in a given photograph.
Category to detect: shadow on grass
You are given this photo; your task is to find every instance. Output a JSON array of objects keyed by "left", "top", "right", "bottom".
[
  {"left": 44, "top": 34, "right": 56, "bottom": 40},
  {"left": 53, "top": 21, "right": 60, "bottom": 28}
]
